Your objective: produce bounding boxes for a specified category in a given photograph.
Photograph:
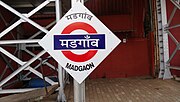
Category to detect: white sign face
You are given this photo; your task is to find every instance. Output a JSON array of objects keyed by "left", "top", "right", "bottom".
[{"left": 39, "top": 2, "right": 121, "bottom": 84}]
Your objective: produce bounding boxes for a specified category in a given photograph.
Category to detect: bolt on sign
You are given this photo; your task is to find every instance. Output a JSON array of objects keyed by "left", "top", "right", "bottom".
[{"left": 39, "top": 2, "right": 121, "bottom": 84}]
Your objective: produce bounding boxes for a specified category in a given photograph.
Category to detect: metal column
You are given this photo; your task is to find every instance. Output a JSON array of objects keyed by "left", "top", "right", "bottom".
[
  {"left": 156, "top": 0, "right": 180, "bottom": 79},
  {"left": 55, "top": 0, "right": 66, "bottom": 102},
  {"left": 156, "top": 0, "right": 172, "bottom": 79},
  {"left": 74, "top": 80, "right": 85, "bottom": 102},
  {"left": 71, "top": 0, "right": 86, "bottom": 102}
]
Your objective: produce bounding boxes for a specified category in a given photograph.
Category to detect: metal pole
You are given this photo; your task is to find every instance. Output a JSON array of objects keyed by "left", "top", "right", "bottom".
[
  {"left": 74, "top": 80, "right": 85, "bottom": 102},
  {"left": 55, "top": 0, "right": 66, "bottom": 101},
  {"left": 157, "top": 0, "right": 171, "bottom": 79},
  {"left": 71, "top": 0, "right": 86, "bottom": 102}
]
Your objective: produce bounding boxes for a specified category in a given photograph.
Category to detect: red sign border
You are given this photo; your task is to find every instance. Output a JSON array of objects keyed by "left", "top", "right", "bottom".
[{"left": 61, "top": 22, "right": 98, "bottom": 62}]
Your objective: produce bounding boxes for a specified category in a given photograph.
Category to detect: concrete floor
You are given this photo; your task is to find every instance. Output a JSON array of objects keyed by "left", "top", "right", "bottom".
[{"left": 42, "top": 77, "right": 180, "bottom": 102}]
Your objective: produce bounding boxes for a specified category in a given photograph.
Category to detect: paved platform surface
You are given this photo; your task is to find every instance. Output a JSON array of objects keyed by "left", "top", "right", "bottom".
[{"left": 43, "top": 77, "right": 180, "bottom": 102}]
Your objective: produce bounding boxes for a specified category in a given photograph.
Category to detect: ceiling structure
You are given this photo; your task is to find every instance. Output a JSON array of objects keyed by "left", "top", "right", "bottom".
[
  {"left": 1, "top": 0, "right": 71, "bottom": 14},
  {"left": 1, "top": 0, "right": 88, "bottom": 14}
]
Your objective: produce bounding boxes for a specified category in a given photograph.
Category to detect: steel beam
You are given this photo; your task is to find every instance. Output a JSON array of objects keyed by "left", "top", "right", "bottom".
[
  {"left": 0, "top": 1, "right": 48, "bottom": 34},
  {"left": 0, "top": 0, "right": 51, "bottom": 38},
  {"left": 0, "top": 50, "right": 46, "bottom": 87},
  {"left": 0, "top": 0, "right": 58, "bottom": 94},
  {"left": 171, "top": 0, "right": 180, "bottom": 10},
  {"left": 167, "top": 47, "right": 179, "bottom": 64},
  {"left": 169, "top": 66, "right": 180, "bottom": 70},
  {"left": 0, "top": 48, "right": 56, "bottom": 85},
  {"left": 167, "top": 7, "right": 177, "bottom": 26},
  {"left": 0, "top": 47, "right": 26, "bottom": 65},
  {"left": 0, "top": 49, "right": 17, "bottom": 80},
  {"left": 0, "top": 39, "right": 40, "bottom": 45},
  {"left": 22, "top": 62, "right": 42, "bottom": 78},
  {"left": 157, "top": 0, "right": 172, "bottom": 79},
  {"left": 0, "top": 88, "right": 38, "bottom": 94},
  {"left": 0, "top": 12, "right": 15, "bottom": 39},
  {"left": 28, "top": 67, "right": 57, "bottom": 85},
  {"left": 166, "top": 24, "right": 180, "bottom": 30},
  {"left": 29, "top": 21, "right": 56, "bottom": 39},
  {"left": 163, "top": 0, "right": 180, "bottom": 79},
  {"left": 167, "top": 30, "right": 179, "bottom": 45},
  {"left": 24, "top": 49, "right": 57, "bottom": 71},
  {"left": 0, "top": 53, "right": 18, "bottom": 79}
]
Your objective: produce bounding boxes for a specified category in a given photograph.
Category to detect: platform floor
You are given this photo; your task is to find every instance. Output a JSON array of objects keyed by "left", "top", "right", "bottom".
[{"left": 43, "top": 77, "right": 180, "bottom": 102}]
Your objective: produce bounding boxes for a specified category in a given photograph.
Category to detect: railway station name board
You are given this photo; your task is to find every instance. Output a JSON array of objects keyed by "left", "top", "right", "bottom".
[{"left": 39, "top": 2, "right": 121, "bottom": 84}]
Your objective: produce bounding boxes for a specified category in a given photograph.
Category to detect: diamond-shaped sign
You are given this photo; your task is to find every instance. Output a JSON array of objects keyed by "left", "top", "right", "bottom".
[{"left": 38, "top": 2, "right": 121, "bottom": 84}]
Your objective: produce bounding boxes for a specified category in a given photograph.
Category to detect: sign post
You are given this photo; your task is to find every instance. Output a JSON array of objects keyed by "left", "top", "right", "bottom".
[
  {"left": 72, "top": 1, "right": 85, "bottom": 102},
  {"left": 39, "top": 1, "right": 121, "bottom": 102},
  {"left": 74, "top": 80, "right": 85, "bottom": 102}
]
